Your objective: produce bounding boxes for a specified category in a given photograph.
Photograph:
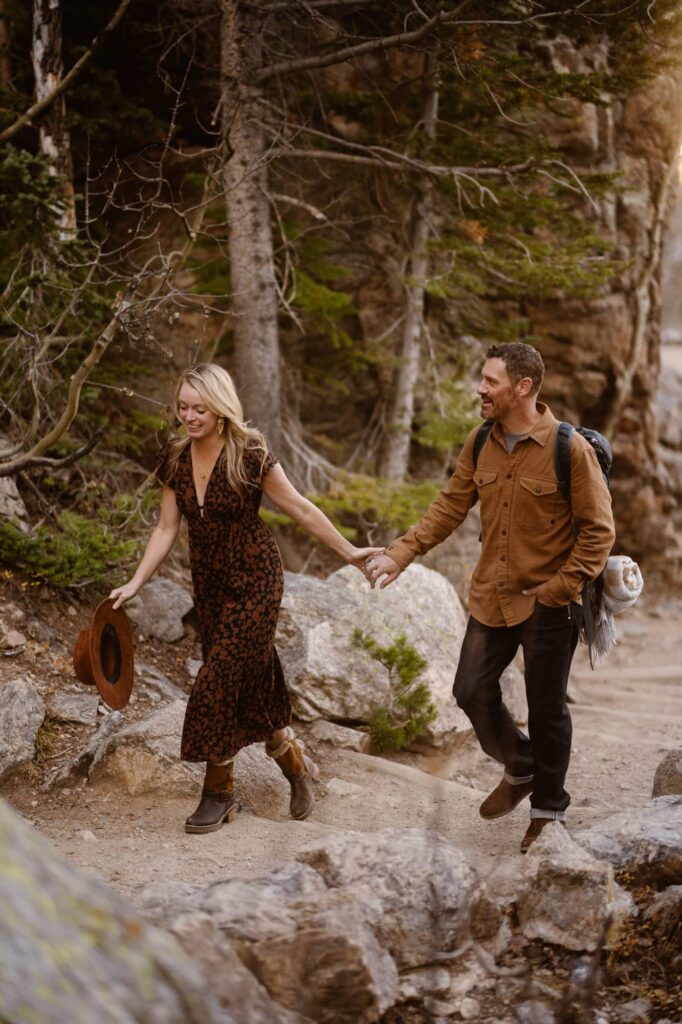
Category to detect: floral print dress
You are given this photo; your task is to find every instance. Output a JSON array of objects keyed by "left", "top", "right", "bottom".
[{"left": 158, "top": 444, "right": 292, "bottom": 762}]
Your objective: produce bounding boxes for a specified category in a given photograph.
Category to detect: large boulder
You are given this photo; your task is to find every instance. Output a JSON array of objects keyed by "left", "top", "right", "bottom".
[
  {"left": 515, "top": 823, "right": 634, "bottom": 951},
  {"left": 0, "top": 799, "right": 228, "bottom": 1024},
  {"left": 127, "top": 577, "right": 194, "bottom": 642},
  {"left": 577, "top": 796, "right": 682, "bottom": 885},
  {"left": 277, "top": 564, "right": 525, "bottom": 748},
  {"left": 89, "top": 700, "right": 202, "bottom": 796},
  {"left": 0, "top": 675, "right": 45, "bottom": 782},
  {"left": 153, "top": 828, "right": 499, "bottom": 1023}
]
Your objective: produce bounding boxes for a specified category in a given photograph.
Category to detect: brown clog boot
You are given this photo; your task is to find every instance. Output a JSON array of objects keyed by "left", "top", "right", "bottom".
[
  {"left": 266, "top": 727, "right": 320, "bottom": 821},
  {"left": 185, "top": 760, "right": 237, "bottom": 834}
]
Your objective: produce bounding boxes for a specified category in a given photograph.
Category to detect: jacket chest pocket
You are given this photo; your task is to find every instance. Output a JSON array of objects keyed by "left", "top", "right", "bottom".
[
  {"left": 517, "top": 476, "right": 564, "bottom": 527},
  {"left": 474, "top": 469, "right": 498, "bottom": 523}
]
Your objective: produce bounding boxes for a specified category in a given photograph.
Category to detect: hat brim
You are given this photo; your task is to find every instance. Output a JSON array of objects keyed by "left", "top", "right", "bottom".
[{"left": 88, "top": 599, "right": 134, "bottom": 710}]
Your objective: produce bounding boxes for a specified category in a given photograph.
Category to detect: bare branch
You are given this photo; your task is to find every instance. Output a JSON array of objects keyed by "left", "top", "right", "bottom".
[
  {"left": 0, "top": 0, "right": 132, "bottom": 145},
  {"left": 257, "top": 0, "right": 476, "bottom": 82},
  {"left": 0, "top": 428, "right": 105, "bottom": 476},
  {"left": 257, "top": 2, "right": 571, "bottom": 82}
]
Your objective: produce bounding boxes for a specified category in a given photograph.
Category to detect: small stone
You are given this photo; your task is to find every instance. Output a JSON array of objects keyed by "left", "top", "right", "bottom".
[
  {"left": 67, "top": 606, "right": 77, "bottom": 617},
  {"left": 459, "top": 996, "right": 481, "bottom": 1020},
  {"left": 615, "top": 997, "right": 651, "bottom": 1022},
  {"left": 2, "top": 628, "right": 26, "bottom": 649},
  {"left": 186, "top": 658, "right": 202, "bottom": 680},
  {"left": 79, "top": 829, "right": 97, "bottom": 842}
]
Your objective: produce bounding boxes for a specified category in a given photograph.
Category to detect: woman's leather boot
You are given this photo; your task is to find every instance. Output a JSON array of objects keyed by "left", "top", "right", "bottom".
[
  {"left": 266, "top": 727, "right": 319, "bottom": 821},
  {"left": 185, "top": 760, "right": 236, "bottom": 834}
]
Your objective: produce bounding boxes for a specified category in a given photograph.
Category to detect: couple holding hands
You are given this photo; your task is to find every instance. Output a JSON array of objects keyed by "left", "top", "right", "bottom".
[{"left": 111, "top": 345, "right": 614, "bottom": 853}]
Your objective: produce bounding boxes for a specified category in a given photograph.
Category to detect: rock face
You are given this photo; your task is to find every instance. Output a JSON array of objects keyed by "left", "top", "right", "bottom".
[
  {"left": 0, "top": 799, "right": 228, "bottom": 1024},
  {"left": 151, "top": 828, "right": 498, "bottom": 1024},
  {"left": 277, "top": 564, "right": 525, "bottom": 748},
  {"left": 523, "top": 46, "right": 682, "bottom": 564},
  {"left": 516, "top": 823, "right": 634, "bottom": 951},
  {"left": 127, "top": 577, "right": 194, "bottom": 642},
  {"left": 577, "top": 795, "right": 682, "bottom": 884},
  {"left": 0, "top": 675, "right": 45, "bottom": 782}
]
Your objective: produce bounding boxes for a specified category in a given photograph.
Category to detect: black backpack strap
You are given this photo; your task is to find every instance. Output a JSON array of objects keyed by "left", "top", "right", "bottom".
[
  {"left": 553, "top": 421, "right": 574, "bottom": 504},
  {"left": 472, "top": 419, "right": 495, "bottom": 470}
]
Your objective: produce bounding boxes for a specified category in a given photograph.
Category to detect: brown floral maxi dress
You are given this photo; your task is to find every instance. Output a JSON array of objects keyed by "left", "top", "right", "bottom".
[{"left": 158, "top": 444, "right": 292, "bottom": 762}]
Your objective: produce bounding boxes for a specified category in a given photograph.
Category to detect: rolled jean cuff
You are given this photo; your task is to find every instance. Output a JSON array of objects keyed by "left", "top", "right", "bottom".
[
  {"left": 504, "top": 771, "right": 534, "bottom": 785},
  {"left": 530, "top": 808, "right": 566, "bottom": 821}
]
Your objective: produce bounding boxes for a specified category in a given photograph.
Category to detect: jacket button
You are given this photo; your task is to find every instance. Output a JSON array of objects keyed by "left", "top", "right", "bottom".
[
  {"left": 500, "top": 555, "right": 506, "bottom": 562},
  {"left": 507, "top": 473, "right": 512, "bottom": 479},
  {"left": 501, "top": 529, "right": 507, "bottom": 536}
]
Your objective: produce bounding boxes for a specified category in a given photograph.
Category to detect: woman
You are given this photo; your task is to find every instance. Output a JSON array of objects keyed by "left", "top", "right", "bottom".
[{"left": 110, "top": 363, "right": 380, "bottom": 834}]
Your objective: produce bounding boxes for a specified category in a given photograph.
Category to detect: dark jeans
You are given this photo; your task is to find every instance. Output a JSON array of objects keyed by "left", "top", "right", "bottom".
[{"left": 453, "top": 602, "right": 582, "bottom": 813}]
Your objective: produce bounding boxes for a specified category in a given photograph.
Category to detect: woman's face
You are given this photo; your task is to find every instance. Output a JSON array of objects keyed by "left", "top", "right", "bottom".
[{"left": 177, "top": 383, "right": 220, "bottom": 440}]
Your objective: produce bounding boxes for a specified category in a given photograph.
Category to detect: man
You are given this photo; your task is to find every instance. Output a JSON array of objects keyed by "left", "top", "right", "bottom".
[{"left": 366, "top": 343, "right": 615, "bottom": 852}]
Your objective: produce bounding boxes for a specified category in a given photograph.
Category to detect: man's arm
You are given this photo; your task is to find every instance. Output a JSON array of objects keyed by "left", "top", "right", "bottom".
[
  {"left": 536, "top": 437, "right": 616, "bottom": 605},
  {"left": 367, "top": 428, "right": 479, "bottom": 588}
]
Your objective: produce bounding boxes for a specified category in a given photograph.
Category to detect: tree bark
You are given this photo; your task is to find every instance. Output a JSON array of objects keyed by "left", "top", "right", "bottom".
[
  {"left": 32, "top": 0, "right": 76, "bottom": 239},
  {"left": 220, "top": 0, "right": 282, "bottom": 451},
  {"left": 0, "top": 5, "right": 13, "bottom": 91},
  {"left": 380, "top": 58, "right": 439, "bottom": 481}
]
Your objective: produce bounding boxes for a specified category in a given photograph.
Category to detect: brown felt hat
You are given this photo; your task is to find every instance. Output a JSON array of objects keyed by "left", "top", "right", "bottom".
[{"left": 73, "top": 598, "right": 134, "bottom": 710}]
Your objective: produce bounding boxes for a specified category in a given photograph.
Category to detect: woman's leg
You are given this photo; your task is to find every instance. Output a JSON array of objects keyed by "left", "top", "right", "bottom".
[
  {"left": 265, "top": 726, "right": 319, "bottom": 821},
  {"left": 184, "top": 757, "right": 236, "bottom": 834}
]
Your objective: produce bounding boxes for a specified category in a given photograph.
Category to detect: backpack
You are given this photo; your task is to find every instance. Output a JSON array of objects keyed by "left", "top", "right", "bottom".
[{"left": 471, "top": 419, "right": 615, "bottom": 666}]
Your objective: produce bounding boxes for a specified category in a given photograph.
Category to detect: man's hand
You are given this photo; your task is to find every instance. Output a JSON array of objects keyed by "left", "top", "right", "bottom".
[
  {"left": 365, "top": 552, "right": 402, "bottom": 590},
  {"left": 522, "top": 582, "right": 564, "bottom": 607}
]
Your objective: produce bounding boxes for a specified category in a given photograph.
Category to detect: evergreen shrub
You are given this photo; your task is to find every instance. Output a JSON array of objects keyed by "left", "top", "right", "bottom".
[{"left": 352, "top": 628, "right": 437, "bottom": 753}]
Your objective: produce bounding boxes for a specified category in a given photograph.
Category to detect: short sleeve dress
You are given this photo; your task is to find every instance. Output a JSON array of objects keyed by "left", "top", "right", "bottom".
[{"left": 157, "top": 442, "right": 292, "bottom": 762}]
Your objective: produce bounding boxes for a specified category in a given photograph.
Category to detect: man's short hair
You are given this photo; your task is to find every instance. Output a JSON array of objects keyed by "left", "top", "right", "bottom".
[{"left": 486, "top": 342, "right": 545, "bottom": 394}]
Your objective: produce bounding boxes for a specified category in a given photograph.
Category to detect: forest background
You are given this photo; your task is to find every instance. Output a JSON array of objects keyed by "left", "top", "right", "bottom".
[{"left": 1, "top": 0, "right": 681, "bottom": 592}]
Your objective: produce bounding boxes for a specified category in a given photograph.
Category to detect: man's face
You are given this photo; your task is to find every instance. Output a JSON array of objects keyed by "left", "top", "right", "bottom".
[{"left": 477, "top": 357, "right": 523, "bottom": 421}]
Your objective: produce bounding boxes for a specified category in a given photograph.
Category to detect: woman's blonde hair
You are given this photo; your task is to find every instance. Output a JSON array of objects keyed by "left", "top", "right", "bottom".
[{"left": 162, "top": 363, "right": 268, "bottom": 496}]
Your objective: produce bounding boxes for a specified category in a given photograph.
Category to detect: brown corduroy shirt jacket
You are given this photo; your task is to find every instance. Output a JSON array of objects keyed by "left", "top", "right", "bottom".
[{"left": 385, "top": 404, "right": 616, "bottom": 627}]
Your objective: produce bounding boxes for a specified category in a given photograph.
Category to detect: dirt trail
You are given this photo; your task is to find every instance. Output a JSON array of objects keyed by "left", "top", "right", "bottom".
[{"left": 4, "top": 587, "right": 681, "bottom": 906}]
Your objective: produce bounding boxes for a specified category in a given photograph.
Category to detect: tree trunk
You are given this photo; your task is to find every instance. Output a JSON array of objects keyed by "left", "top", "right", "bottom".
[
  {"left": 219, "top": 0, "right": 282, "bottom": 451},
  {"left": 379, "top": 57, "right": 439, "bottom": 481},
  {"left": 0, "top": 5, "right": 13, "bottom": 91},
  {"left": 32, "top": 0, "right": 76, "bottom": 239}
]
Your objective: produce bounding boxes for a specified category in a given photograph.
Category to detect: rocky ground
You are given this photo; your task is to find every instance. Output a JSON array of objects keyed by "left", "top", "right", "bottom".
[{"left": 1, "top": 571, "right": 681, "bottom": 1023}]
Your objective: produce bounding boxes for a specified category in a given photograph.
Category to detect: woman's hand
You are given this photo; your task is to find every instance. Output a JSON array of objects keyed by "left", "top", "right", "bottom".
[
  {"left": 108, "top": 580, "right": 141, "bottom": 610},
  {"left": 346, "top": 546, "right": 384, "bottom": 574}
]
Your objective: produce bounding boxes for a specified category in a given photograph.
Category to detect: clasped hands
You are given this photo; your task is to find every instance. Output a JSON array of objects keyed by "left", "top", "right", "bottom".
[{"left": 362, "top": 550, "right": 401, "bottom": 589}]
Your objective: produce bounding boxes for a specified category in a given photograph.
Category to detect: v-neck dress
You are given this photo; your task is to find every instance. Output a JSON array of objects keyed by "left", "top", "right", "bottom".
[{"left": 157, "top": 443, "right": 292, "bottom": 761}]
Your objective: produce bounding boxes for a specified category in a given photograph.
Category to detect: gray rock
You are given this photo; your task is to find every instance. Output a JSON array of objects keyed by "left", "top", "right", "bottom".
[
  {"left": 90, "top": 700, "right": 202, "bottom": 796},
  {"left": 0, "top": 474, "right": 29, "bottom": 531},
  {"left": 156, "top": 828, "right": 494, "bottom": 1023},
  {"left": 48, "top": 691, "right": 100, "bottom": 725},
  {"left": 309, "top": 719, "right": 370, "bottom": 752},
  {"left": 24, "top": 616, "right": 56, "bottom": 642},
  {"left": 0, "top": 799, "right": 229, "bottom": 1023},
  {"left": 46, "top": 712, "right": 123, "bottom": 789},
  {"left": 127, "top": 577, "right": 194, "bottom": 642},
  {"left": 136, "top": 661, "right": 187, "bottom": 703},
  {"left": 247, "top": 905, "right": 399, "bottom": 1023},
  {"left": 296, "top": 827, "right": 483, "bottom": 968},
  {"left": 1, "top": 625, "right": 27, "bottom": 650},
  {"left": 577, "top": 796, "right": 682, "bottom": 884},
  {"left": 277, "top": 565, "right": 472, "bottom": 748},
  {"left": 170, "top": 911, "right": 311, "bottom": 1024},
  {"left": 186, "top": 657, "right": 202, "bottom": 680},
  {"left": 516, "top": 823, "right": 634, "bottom": 951},
  {"left": 0, "top": 675, "right": 45, "bottom": 781},
  {"left": 614, "top": 997, "right": 651, "bottom": 1023},
  {"left": 653, "top": 747, "right": 682, "bottom": 797}
]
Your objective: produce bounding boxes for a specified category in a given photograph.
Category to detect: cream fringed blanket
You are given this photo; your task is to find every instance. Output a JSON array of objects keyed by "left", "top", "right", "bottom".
[{"left": 592, "top": 555, "right": 644, "bottom": 663}]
